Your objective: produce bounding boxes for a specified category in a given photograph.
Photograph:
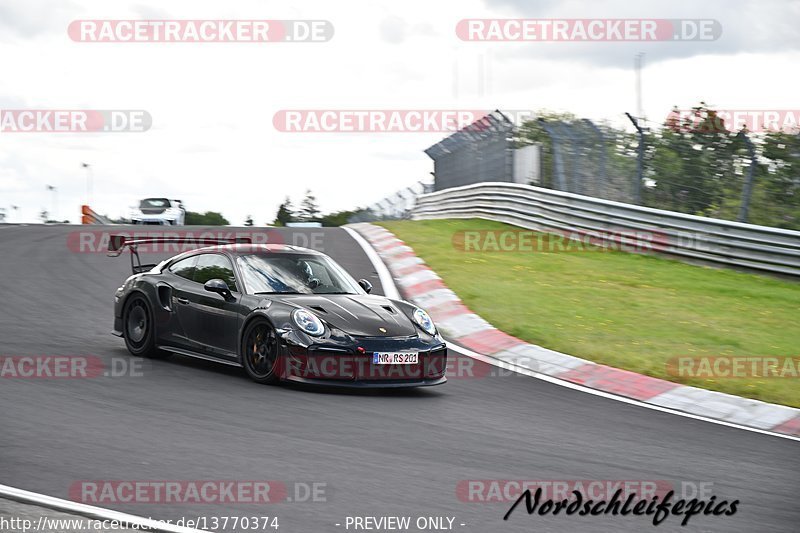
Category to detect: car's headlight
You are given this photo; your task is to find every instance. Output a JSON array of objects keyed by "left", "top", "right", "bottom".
[
  {"left": 412, "top": 307, "right": 436, "bottom": 335},
  {"left": 293, "top": 308, "right": 325, "bottom": 336}
]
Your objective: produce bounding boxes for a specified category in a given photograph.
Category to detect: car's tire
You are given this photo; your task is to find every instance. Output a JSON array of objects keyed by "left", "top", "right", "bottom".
[
  {"left": 241, "top": 319, "right": 281, "bottom": 384},
  {"left": 122, "top": 294, "right": 167, "bottom": 358}
]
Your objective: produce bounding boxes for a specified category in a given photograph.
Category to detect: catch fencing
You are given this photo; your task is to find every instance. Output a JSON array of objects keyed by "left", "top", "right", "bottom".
[
  {"left": 425, "top": 111, "right": 515, "bottom": 191},
  {"left": 349, "top": 181, "right": 433, "bottom": 222}
]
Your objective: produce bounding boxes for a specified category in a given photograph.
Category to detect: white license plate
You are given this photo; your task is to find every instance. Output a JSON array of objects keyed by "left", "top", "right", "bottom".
[{"left": 372, "top": 352, "right": 419, "bottom": 365}]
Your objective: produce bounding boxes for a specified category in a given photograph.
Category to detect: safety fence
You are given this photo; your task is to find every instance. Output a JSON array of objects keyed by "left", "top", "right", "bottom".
[
  {"left": 349, "top": 181, "right": 433, "bottom": 223},
  {"left": 412, "top": 182, "right": 800, "bottom": 277}
]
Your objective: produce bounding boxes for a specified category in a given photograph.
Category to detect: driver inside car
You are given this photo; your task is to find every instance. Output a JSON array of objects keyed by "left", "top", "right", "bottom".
[{"left": 295, "top": 259, "right": 321, "bottom": 289}]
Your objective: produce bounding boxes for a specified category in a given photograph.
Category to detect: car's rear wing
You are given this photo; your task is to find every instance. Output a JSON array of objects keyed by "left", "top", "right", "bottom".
[{"left": 108, "top": 234, "right": 252, "bottom": 274}]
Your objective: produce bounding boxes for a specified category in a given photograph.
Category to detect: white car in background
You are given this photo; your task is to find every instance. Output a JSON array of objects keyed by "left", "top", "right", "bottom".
[{"left": 130, "top": 198, "right": 185, "bottom": 225}]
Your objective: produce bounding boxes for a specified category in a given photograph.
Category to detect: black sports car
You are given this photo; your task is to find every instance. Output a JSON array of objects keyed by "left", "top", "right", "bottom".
[{"left": 109, "top": 236, "right": 447, "bottom": 387}]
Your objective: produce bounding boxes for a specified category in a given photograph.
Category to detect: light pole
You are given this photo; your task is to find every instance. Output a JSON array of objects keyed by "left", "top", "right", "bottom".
[
  {"left": 46, "top": 185, "right": 57, "bottom": 222},
  {"left": 635, "top": 53, "right": 645, "bottom": 121},
  {"left": 625, "top": 113, "right": 644, "bottom": 205},
  {"left": 82, "top": 163, "right": 93, "bottom": 205}
]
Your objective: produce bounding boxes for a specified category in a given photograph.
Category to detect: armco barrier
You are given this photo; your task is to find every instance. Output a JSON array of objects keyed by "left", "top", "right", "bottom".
[
  {"left": 412, "top": 182, "right": 800, "bottom": 277},
  {"left": 81, "top": 205, "right": 111, "bottom": 225}
]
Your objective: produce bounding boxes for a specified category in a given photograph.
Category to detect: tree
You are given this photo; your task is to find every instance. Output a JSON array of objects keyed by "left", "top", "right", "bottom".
[
  {"left": 749, "top": 130, "right": 800, "bottom": 229},
  {"left": 244, "top": 215, "right": 254, "bottom": 227},
  {"left": 273, "top": 197, "right": 295, "bottom": 226},
  {"left": 184, "top": 211, "right": 229, "bottom": 225},
  {"left": 299, "top": 190, "right": 321, "bottom": 222},
  {"left": 319, "top": 208, "right": 369, "bottom": 226}
]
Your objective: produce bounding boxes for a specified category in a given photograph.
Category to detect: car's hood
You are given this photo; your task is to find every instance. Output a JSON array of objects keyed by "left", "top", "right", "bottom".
[{"left": 279, "top": 294, "right": 417, "bottom": 337}]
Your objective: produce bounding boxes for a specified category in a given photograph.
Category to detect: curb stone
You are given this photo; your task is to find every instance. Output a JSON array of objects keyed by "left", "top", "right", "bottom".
[{"left": 348, "top": 222, "right": 800, "bottom": 438}]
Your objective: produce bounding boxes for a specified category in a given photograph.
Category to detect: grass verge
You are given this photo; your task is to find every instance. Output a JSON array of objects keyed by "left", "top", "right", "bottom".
[{"left": 379, "top": 219, "right": 800, "bottom": 408}]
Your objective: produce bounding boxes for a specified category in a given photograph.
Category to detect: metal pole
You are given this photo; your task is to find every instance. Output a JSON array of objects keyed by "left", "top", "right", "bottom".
[
  {"left": 635, "top": 53, "right": 644, "bottom": 121},
  {"left": 582, "top": 119, "right": 608, "bottom": 197},
  {"left": 736, "top": 131, "right": 756, "bottom": 223},
  {"left": 82, "top": 163, "right": 92, "bottom": 205},
  {"left": 625, "top": 112, "right": 644, "bottom": 204},
  {"left": 46, "top": 185, "right": 56, "bottom": 221},
  {"left": 556, "top": 122, "right": 582, "bottom": 194},
  {"left": 539, "top": 119, "right": 567, "bottom": 191}
]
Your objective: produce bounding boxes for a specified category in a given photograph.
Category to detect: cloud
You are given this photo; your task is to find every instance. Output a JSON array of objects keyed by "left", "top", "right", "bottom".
[
  {"left": 478, "top": 0, "right": 800, "bottom": 67},
  {"left": 0, "top": 0, "right": 78, "bottom": 39},
  {"left": 379, "top": 15, "right": 436, "bottom": 44}
]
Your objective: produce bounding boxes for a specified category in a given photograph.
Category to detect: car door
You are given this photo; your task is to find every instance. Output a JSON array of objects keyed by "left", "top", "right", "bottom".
[
  {"left": 162, "top": 255, "right": 199, "bottom": 349},
  {"left": 182, "top": 253, "right": 242, "bottom": 358}
]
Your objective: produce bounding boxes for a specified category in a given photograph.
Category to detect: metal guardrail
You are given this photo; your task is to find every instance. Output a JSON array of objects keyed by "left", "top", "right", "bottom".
[
  {"left": 412, "top": 182, "right": 800, "bottom": 277},
  {"left": 81, "top": 205, "right": 112, "bottom": 225}
]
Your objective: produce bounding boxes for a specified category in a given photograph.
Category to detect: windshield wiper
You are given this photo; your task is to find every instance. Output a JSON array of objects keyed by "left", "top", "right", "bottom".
[
  {"left": 315, "top": 291, "right": 356, "bottom": 295},
  {"left": 253, "top": 291, "right": 304, "bottom": 295}
]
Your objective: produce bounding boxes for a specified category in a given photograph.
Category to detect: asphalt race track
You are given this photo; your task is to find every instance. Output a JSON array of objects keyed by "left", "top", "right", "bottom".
[{"left": 0, "top": 225, "right": 798, "bottom": 533}]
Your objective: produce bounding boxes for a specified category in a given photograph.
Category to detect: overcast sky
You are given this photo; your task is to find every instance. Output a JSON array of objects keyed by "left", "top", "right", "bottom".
[{"left": 1, "top": 0, "right": 798, "bottom": 224}]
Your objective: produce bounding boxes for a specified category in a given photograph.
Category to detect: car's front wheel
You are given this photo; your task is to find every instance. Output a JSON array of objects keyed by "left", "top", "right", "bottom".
[
  {"left": 122, "top": 294, "right": 167, "bottom": 358},
  {"left": 241, "top": 319, "right": 280, "bottom": 384}
]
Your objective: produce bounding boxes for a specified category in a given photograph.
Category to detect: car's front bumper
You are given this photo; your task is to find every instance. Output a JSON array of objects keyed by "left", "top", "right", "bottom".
[
  {"left": 283, "top": 375, "right": 447, "bottom": 388},
  {"left": 278, "top": 336, "right": 448, "bottom": 387},
  {"left": 131, "top": 218, "right": 175, "bottom": 225}
]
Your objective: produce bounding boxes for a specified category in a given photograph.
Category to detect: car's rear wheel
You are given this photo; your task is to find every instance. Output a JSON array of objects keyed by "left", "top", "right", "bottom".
[
  {"left": 242, "top": 319, "right": 280, "bottom": 384},
  {"left": 123, "top": 294, "right": 166, "bottom": 358}
]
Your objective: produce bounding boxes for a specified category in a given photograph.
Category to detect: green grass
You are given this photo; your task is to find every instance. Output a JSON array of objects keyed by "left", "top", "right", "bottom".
[{"left": 379, "top": 219, "right": 800, "bottom": 408}]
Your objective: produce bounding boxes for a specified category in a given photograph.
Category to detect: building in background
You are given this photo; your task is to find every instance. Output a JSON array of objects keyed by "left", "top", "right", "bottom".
[{"left": 425, "top": 110, "right": 540, "bottom": 191}]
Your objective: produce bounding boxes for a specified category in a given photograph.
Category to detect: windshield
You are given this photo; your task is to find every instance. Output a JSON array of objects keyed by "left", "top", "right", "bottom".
[
  {"left": 237, "top": 254, "right": 364, "bottom": 295},
  {"left": 140, "top": 198, "right": 170, "bottom": 208}
]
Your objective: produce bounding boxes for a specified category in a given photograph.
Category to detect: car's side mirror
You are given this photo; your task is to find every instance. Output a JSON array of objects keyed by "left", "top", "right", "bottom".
[
  {"left": 204, "top": 279, "right": 232, "bottom": 300},
  {"left": 358, "top": 279, "right": 372, "bottom": 294}
]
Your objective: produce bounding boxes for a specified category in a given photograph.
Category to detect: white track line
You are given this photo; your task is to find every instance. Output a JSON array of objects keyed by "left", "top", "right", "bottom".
[
  {"left": 345, "top": 225, "right": 800, "bottom": 443},
  {"left": 0, "top": 484, "right": 205, "bottom": 532},
  {"left": 343, "top": 226, "right": 401, "bottom": 299},
  {"left": 2, "top": 225, "right": 795, "bottom": 516},
  {"left": 0, "top": 222, "right": 210, "bottom": 528}
]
